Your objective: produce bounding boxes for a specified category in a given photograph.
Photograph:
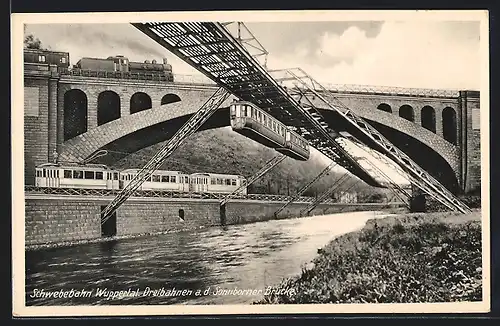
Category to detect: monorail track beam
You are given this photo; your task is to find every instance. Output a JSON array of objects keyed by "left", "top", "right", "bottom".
[{"left": 277, "top": 68, "right": 471, "bottom": 214}]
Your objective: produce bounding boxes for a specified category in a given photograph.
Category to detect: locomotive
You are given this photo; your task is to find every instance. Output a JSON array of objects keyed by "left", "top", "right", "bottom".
[
  {"left": 74, "top": 55, "right": 174, "bottom": 82},
  {"left": 23, "top": 48, "right": 174, "bottom": 82},
  {"left": 230, "top": 101, "right": 310, "bottom": 161},
  {"left": 34, "top": 163, "right": 247, "bottom": 195}
]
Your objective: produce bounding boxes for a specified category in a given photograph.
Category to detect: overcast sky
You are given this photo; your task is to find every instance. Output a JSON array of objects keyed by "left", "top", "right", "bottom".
[{"left": 24, "top": 20, "right": 481, "bottom": 90}]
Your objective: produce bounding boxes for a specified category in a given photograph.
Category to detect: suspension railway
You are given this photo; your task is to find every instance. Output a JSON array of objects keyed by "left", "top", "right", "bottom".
[{"left": 92, "top": 21, "right": 471, "bottom": 224}]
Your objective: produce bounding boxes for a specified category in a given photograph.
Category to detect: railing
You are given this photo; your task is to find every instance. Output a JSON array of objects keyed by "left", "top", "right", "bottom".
[
  {"left": 320, "top": 82, "right": 460, "bottom": 98},
  {"left": 24, "top": 186, "right": 339, "bottom": 203},
  {"left": 57, "top": 68, "right": 174, "bottom": 82},
  {"left": 53, "top": 67, "right": 464, "bottom": 98}
]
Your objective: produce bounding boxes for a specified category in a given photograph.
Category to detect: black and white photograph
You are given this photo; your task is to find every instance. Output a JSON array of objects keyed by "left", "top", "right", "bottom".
[{"left": 12, "top": 10, "right": 490, "bottom": 316}]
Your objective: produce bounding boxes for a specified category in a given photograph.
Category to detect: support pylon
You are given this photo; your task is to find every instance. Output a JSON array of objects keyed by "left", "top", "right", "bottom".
[
  {"left": 220, "top": 154, "right": 286, "bottom": 207},
  {"left": 301, "top": 174, "right": 351, "bottom": 216},
  {"left": 274, "top": 161, "right": 338, "bottom": 218},
  {"left": 101, "top": 88, "right": 230, "bottom": 225}
]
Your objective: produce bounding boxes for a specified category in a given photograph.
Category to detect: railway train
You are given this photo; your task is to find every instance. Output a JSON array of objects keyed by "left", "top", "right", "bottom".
[
  {"left": 24, "top": 48, "right": 174, "bottom": 82},
  {"left": 229, "top": 101, "right": 310, "bottom": 161},
  {"left": 34, "top": 163, "right": 247, "bottom": 195}
]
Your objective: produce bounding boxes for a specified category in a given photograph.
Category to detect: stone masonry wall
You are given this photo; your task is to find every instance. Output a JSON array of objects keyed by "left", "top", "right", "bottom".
[
  {"left": 24, "top": 76, "right": 49, "bottom": 185},
  {"left": 465, "top": 92, "right": 481, "bottom": 193},
  {"left": 25, "top": 198, "right": 101, "bottom": 246},
  {"left": 25, "top": 196, "right": 396, "bottom": 248}
]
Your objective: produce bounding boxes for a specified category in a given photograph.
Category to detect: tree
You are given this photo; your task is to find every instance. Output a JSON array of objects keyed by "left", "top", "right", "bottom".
[{"left": 24, "top": 34, "right": 43, "bottom": 49}]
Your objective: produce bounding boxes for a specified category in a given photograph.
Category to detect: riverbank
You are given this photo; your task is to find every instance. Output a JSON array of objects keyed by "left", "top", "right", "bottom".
[{"left": 255, "top": 209, "right": 483, "bottom": 304}]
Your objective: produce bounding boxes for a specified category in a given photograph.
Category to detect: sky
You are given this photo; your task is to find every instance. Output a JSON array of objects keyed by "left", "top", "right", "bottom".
[
  {"left": 24, "top": 20, "right": 481, "bottom": 90},
  {"left": 22, "top": 20, "right": 481, "bottom": 186}
]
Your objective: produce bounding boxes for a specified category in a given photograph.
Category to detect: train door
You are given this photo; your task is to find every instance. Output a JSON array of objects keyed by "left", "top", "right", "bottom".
[
  {"left": 46, "top": 169, "right": 60, "bottom": 188},
  {"left": 180, "top": 175, "right": 189, "bottom": 192},
  {"left": 199, "top": 176, "right": 209, "bottom": 192}
]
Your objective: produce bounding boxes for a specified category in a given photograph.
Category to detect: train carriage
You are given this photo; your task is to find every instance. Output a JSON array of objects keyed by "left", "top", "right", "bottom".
[
  {"left": 120, "top": 169, "right": 190, "bottom": 192},
  {"left": 230, "top": 101, "right": 310, "bottom": 161},
  {"left": 205, "top": 173, "right": 247, "bottom": 195},
  {"left": 35, "top": 163, "right": 120, "bottom": 189}
]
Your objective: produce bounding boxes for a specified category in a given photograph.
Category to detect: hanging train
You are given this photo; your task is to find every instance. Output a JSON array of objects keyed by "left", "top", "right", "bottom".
[
  {"left": 229, "top": 101, "right": 310, "bottom": 161},
  {"left": 34, "top": 163, "right": 247, "bottom": 195}
]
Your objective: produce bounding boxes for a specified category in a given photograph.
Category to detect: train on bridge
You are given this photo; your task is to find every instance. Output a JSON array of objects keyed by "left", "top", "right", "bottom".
[
  {"left": 24, "top": 48, "right": 174, "bottom": 82},
  {"left": 34, "top": 163, "right": 247, "bottom": 195},
  {"left": 230, "top": 100, "right": 310, "bottom": 161}
]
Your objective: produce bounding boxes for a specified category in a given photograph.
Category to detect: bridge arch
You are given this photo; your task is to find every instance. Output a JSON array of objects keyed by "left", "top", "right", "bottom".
[
  {"left": 377, "top": 103, "right": 392, "bottom": 113},
  {"left": 399, "top": 105, "right": 414, "bottom": 122},
  {"left": 63, "top": 89, "right": 88, "bottom": 141},
  {"left": 443, "top": 107, "right": 457, "bottom": 145},
  {"left": 97, "top": 90, "right": 121, "bottom": 126},
  {"left": 421, "top": 106, "right": 436, "bottom": 133},
  {"left": 161, "top": 93, "right": 181, "bottom": 105},
  {"left": 130, "top": 92, "right": 152, "bottom": 114}
]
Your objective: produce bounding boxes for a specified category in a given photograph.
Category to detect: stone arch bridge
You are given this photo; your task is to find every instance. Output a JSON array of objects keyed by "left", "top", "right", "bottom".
[{"left": 23, "top": 67, "right": 481, "bottom": 194}]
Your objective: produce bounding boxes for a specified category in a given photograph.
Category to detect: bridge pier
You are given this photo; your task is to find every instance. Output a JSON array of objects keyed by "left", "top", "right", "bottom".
[
  {"left": 220, "top": 203, "right": 227, "bottom": 226},
  {"left": 409, "top": 185, "right": 427, "bottom": 213}
]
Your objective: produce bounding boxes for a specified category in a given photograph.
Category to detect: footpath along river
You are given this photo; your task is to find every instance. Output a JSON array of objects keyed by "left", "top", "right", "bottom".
[{"left": 25, "top": 210, "right": 391, "bottom": 305}]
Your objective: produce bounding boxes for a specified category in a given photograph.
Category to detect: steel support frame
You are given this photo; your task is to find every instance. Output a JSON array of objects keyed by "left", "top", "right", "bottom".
[
  {"left": 280, "top": 68, "right": 471, "bottom": 214},
  {"left": 301, "top": 174, "right": 351, "bottom": 216},
  {"left": 219, "top": 154, "right": 286, "bottom": 206},
  {"left": 274, "top": 161, "right": 338, "bottom": 218},
  {"left": 101, "top": 87, "right": 230, "bottom": 224}
]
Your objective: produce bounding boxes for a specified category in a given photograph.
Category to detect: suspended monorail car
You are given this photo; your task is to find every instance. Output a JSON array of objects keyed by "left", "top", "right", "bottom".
[{"left": 229, "top": 101, "right": 310, "bottom": 161}]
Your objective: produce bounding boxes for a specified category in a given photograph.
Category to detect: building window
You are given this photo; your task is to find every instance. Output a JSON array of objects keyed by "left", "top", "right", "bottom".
[
  {"left": 38, "top": 55, "right": 46, "bottom": 62},
  {"left": 61, "top": 57, "right": 67, "bottom": 63}
]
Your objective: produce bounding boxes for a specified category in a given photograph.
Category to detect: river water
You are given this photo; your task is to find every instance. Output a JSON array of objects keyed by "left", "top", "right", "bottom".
[{"left": 25, "top": 211, "right": 390, "bottom": 306}]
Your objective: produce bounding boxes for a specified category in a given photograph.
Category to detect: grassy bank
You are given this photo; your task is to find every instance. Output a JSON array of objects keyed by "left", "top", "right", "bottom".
[{"left": 255, "top": 210, "right": 482, "bottom": 304}]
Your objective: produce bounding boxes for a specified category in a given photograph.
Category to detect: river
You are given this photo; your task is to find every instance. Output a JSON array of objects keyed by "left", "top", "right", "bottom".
[{"left": 25, "top": 210, "right": 391, "bottom": 306}]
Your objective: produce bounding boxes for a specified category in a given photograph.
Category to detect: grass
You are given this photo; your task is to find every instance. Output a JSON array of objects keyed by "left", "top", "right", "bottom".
[{"left": 255, "top": 210, "right": 483, "bottom": 304}]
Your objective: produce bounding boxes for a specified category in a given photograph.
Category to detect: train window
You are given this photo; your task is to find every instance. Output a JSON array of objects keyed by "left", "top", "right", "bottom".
[
  {"left": 84, "top": 171, "right": 95, "bottom": 179},
  {"left": 161, "top": 176, "right": 169, "bottom": 182},
  {"left": 42, "top": 169, "right": 46, "bottom": 178},
  {"left": 61, "top": 57, "right": 66, "bottom": 63},
  {"left": 96, "top": 172, "right": 104, "bottom": 180},
  {"left": 170, "top": 176, "right": 176, "bottom": 183},
  {"left": 74, "top": 170, "right": 83, "bottom": 179},
  {"left": 114, "top": 172, "right": 119, "bottom": 180},
  {"left": 230, "top": 105, "right": 236, "bottom": 116},
  {"left": 241, "top": 106, "right": 246, "bottom": 117},
  {"left": 231, "top": 179, "right": 237, "bottom": 186},
  {"left": 225, "top": 179, "right": 231, "bottom": 186},
  {"left": 185, "top": 176, "right": 189, "bottom": 183},
  {"left": 217, "top": 178, "right": 222, "bottom": 185},
  {"left": 211, "top": 178, "right": 216, "bottom": 185},
  {"left": 38, "top": 55, "right": 46, "bottom": 62},
  {"left": 153, "top": 175, "right": 161, "bottom": 182},
  {"left": 64, "top": 170, "right": 73, "bottom": 179},
  {"left": 252, "top": 108, "right": 257, "bottom": 119},
  {"left": 247, "top": 106, "right": 252, "bottom": 117}
]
